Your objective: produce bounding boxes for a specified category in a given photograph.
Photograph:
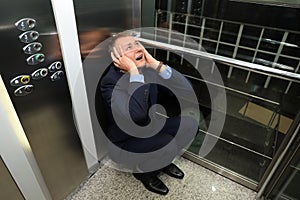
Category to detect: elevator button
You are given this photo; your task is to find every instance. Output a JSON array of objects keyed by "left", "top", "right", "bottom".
[
  {"left": 31, "top": 68, "right": 48, "bottom": 80},
  {"left": 50, "top": 70, "right": 64, "bottom": 81},
  {"left": 26, "top": 53, "right": 45, "bottom": 65},
  {"left": 19, "top": 31, "right": 39, "bottom": 43},
  {"left": 10, "top": 75, "right": 31, "bottom": 87},
  {"left": 23, "top": 42, "right": 42, "bottom": 54},
  {"left": 14, "top": 85, "right": 34, "bottom": 96},
  {"left": 21, "top": 76, "right": 30, "bottom": 84},
  {"left": 15, "top": 18, "right": 36, "bottom": 31},
  {"left": 48, "top": 61, "right": 62, "bottom": 72}
]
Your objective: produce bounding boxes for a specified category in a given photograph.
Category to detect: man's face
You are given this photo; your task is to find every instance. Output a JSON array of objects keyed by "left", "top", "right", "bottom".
[{"left": 114, "top": 36, "right": 146, "bottom": 67}]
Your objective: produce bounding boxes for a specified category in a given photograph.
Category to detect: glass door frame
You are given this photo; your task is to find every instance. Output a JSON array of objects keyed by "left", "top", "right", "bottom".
[{"left": 256, "top": 112, "right": 300, "bottom": 198}]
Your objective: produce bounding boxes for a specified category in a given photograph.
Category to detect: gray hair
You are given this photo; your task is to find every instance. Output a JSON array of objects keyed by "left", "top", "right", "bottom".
[{"left": 108, "top": 32, "right": 134, "bottom": 53}]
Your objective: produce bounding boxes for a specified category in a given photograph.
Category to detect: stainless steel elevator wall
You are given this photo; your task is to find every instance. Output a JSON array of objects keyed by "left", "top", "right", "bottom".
[
  {"left": 0, "top": 157, "right": 24, "bottom": 200},
  {"left": 0, "top": 1, "right": 88, "bottom": 199}
]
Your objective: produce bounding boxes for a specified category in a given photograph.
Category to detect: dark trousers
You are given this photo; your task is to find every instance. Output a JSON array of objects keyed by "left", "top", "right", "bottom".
[{"left": 119, "top": 116, "right": 198, "bottom": 180}]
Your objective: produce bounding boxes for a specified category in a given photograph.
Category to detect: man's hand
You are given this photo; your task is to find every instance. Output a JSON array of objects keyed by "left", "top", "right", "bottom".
[
  {"left": 143, "top": 47, "right": 166, "bottom": 73},
  {"left": 142, "top": 47, "right": 160, "bottom": 69},
  {"left": 111, "top": 47, "right": 138, "bottom": 74}
]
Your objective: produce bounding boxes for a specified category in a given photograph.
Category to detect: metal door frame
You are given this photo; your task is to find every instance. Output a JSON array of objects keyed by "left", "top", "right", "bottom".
[
  {"left": 0, "top": 75, "right": 51, "bottom": 200},
  {"left": 50, "top": 0, "right": 99, "bottom": 172}
]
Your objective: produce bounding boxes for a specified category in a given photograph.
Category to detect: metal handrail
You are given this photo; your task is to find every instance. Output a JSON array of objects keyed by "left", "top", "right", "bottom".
[{"left": 138, "top": 37, "right": 300, "bottom": 83}]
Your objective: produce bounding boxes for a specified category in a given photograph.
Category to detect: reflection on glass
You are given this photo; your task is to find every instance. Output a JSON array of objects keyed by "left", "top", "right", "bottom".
[
  {"left": 268, "top": 145, "right": 300, "bottom": 199},
  {"left": 187, "top": 81, "right": 279, "bottom": 181}
]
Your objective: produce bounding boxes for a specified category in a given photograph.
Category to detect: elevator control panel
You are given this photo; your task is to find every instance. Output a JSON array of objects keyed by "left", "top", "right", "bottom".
[
  {"left": 50, "top": 70, "right": 64, "bottom": 81},
  {"left": 14, "top": 85, "right": 34, "bottom": 96},
  {"left": 12, "top": 17, "right": 65, "bottom": 96},
  {"left": 26, "top": 53, "right": 45, "bottom": 65},
  {"left": 15, "top": 18, "right": 36, "bottom": 31},
  {"left": 31, "top": 68, "right": 48, "bottom": 80},
  {"left": 10, "top": 75, "right": 31, "bottom": 87},
  {"left": 19, "top": 30, "right": 39, "bottom": 43},
  {"left": 23, "top": 42, "right": 42, "bottom": 54}
]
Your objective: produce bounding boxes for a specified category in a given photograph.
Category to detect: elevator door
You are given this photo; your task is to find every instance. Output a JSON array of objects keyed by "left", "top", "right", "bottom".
[{"left": 0, "top": 157, "right": 24, "bottom": 200}]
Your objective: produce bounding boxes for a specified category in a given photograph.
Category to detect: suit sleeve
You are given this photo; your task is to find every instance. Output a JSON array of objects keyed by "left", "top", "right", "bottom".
[
  {"left": 101, "top": 74, "right": 151, "bottom": 125},
  {"left": 158, "top": 65, "right": 195, "bottom": 102}
]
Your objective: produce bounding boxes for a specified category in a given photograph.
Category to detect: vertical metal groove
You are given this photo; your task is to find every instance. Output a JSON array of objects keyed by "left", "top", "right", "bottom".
[
  {"left": 195, "top": 17, "right": 206, "bottom": 69},
  {"left": 215, "top": 21, "right": 224, "bottom": 54},
  {"left": 166, "top": 12, "right": 173, "bottom": 62},
  {"left": 264, "top": 31, "right": 289, "bottom": 88},
  {"left": 227, "top": 24, "right": 244, "bottom": 78},
  {"left": 181, "top": 14, "right": 189, "bottom": 65},
  {"left": 285, "top": 60, "right": 300, "bottom": 94},
  {"left": 246, "top": 28, "right": 265, "bottom": 83}
]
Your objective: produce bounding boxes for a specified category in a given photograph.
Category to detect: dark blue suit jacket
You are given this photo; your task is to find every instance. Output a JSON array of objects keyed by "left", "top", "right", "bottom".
[{"left": 100, "top": 64, "right": 196, "bottom": 145}]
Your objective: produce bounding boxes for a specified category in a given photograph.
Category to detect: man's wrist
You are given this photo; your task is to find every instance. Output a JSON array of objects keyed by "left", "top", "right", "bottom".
[
  {"left": 156, "top": 61, "right": 166, "bottom": 73},
  {"left": 129, "top": 67, "right": 139, "bottom": 75},
  {"left": 156, "top": 61, "right": 162, "bottom": 72},
  {"left": 158, "top": 64, "right": 172, "bottom": 79}
]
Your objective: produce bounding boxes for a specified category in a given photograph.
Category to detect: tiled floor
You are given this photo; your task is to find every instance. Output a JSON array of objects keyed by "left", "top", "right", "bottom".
[{"left": 66, "top": 157, "right": 257, "bottom": 200}]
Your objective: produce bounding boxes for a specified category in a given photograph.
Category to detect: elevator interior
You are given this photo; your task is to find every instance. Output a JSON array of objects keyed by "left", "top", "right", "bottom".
[{"left": 0, "top": 0, "right": 299, "bottom": 199}]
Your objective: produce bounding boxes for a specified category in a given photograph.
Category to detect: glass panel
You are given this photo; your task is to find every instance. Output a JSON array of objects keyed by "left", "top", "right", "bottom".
[
  {"left": 151, "top": 47, "right": 281, "bottom": 182},
  {"left": 267, "top": 144, "right": 300, "bottom": 199},
  {"left": 220, "top": 22, "right": 240, "bottom": 44},
  {"left": 154, "top": 0, "right": 300, "bottom": 188},
  {"left": 230, "top": 0, "right": 300, "bottom": 7},
  {"left": 240, "top": 25, "right": 261, "bottom": 48},
  {"left": 187, "top": 78, "right": 278, "bottom": 182},
  {"left": 203, "top": 19, "right": 221, "bottom": 41}
]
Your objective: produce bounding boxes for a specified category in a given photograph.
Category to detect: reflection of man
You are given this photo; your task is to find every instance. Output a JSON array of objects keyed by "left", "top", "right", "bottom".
[
  {"left": 46, "top": 28, "right": 111, "bottom": 60},
  {"left": 100, "top": 33, "right": 198, "bottom": 195}
]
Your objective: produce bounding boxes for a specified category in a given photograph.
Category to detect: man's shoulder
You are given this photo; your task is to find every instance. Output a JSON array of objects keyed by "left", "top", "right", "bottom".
[{"left": 101, "top": 64, "right": 123, "bottom": 85}]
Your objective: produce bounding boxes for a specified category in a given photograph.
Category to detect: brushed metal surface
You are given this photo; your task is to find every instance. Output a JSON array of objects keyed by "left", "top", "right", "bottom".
[
  {"left": 0, "top": 157, "right": 24, "bottom": 200},
  {"left": 0, "top": 0, "right": 88, "bottom": 199}
]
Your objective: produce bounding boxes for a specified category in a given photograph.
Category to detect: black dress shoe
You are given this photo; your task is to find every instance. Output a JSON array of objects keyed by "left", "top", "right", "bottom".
[
  {"left": 163, "top": 163, "right": 184, "bottom": 179},
  {"left": 139, "top": 176, "right": 169, "bottom": 195}
]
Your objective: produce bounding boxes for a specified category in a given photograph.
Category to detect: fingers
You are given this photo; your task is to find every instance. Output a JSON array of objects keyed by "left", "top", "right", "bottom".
[
  {"left": 112, "top": 46, "right": 126, "bottom": 60},
  {"left": 111, "top": 46, "right": 124, "bottom": 66},
  {"left": 118, "top": 46, "right": 125, "bottom": 57},
  {"left": 111, "top": 51, "right": 122, "bottom": 67},
  {"left": 141, "top": 45, "right": 148, "bottom": 54},
  {"left": 143, "top": 47, "right": 153, "bottom": 59},
  {"left": 111, "top": 47, "right": 133, "bottom": 70},
  {"left": 112, "top": 47, "right": 121, "bottom": 58},
  {"left": 111, "top": 46, "right": 137, "bottom": 71},
  {"left": 142, "top": 47, "right": 154, "bottom": 61},
  {"left": 110, "top": 51, "right": 117, "bottom": 61}
]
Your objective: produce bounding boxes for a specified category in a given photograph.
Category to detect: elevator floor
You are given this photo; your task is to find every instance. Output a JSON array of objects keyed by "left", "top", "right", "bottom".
[{"left": 66, "top": 157, "right": 256, "bottom": 200}]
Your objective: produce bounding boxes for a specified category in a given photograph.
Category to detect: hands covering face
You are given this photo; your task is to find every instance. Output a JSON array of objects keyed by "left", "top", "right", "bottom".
[
  {"left": 111, "top": 38, "right": 160, "bottom": 72},
  {"left": 111, "top": 46, "right": 137, "bottom": 72},
  {"left": 142, "top": 46, "right": 160, "bottom": 68}
]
